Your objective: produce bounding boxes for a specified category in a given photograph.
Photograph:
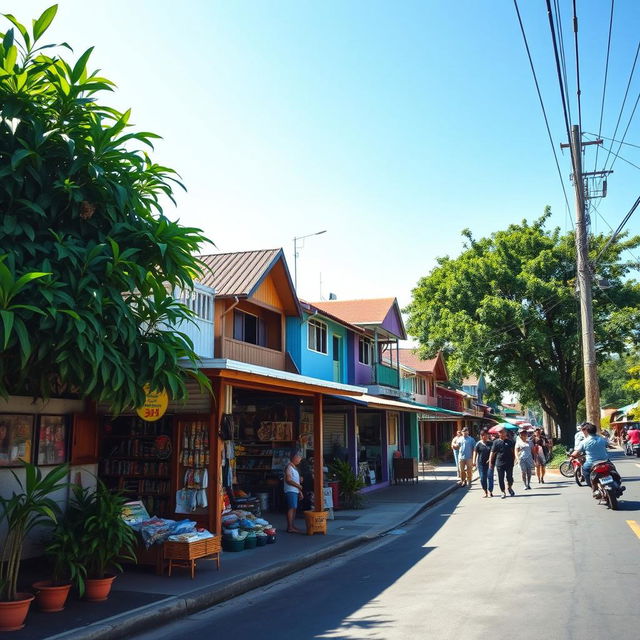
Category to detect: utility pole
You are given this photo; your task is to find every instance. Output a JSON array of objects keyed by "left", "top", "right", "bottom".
[{"left": 569, "top": 124, "right": 601, "bottom": 427}]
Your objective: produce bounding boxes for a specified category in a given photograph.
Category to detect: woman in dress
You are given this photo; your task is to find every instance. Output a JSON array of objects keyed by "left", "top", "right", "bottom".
[
  {"left": 531, "top": 428, "right": 548, "bottom": 483},
  {"left": 515, "top": 428, "right": 534, "bottom": 490}
]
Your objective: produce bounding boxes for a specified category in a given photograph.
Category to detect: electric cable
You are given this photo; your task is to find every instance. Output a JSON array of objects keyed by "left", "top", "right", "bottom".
[
  {"left": 602, "top": 40, "right": 640, "bottom": 171},
  {"left": 554, "top": 0, "right": 573, "bottom": 127},
  {"left": 595, "top": 194, "right": 640, "bottom": 264},
  {"left": 594, "top": 0, "right": 615, "bottom": 173},
  {"left": 584, "top": 131, "right": 640, "bottom": 151},
  {"left": 513, "top": 0, "right": 572, "bottom": 219},
  {"left": 572, "top": 0, "right": 583, "bottom": 137},
  {"left": 608, "top": 90, "right": 640, "bottom": 173}
]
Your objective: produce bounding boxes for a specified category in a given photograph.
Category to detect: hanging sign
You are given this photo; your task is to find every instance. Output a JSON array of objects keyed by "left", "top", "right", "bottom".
[{"left": 136, "top": 385, "right": 169, "bottom": 422}]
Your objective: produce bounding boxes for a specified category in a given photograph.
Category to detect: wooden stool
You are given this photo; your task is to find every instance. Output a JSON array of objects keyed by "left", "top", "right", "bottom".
[{"left": 163, "top": 537, "right": 221, "bottom": 579}]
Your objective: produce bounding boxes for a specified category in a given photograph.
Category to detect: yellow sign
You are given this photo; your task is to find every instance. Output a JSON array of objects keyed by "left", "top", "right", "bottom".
[{"left": 136, "top": 385, "right": 169, "bottom": 422}]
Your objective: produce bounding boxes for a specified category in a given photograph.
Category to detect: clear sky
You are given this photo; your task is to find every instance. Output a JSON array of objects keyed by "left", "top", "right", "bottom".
[{"left": 7, "top": 1, "right": 640, "bottom": 312}]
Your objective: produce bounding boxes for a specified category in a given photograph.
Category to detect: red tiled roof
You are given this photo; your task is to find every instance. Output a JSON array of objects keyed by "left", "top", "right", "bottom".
[
  {"left": 310, "top": 298, "right": 396, "bottom": 325},
  {"left": 300, "top": 300, "right": 366, "bottom": 335},
  {"left": 198, "top": 249, "right": 282, "bottom": 297},
  {"left": 396, "top": 349, "right": 439, "bottom": 373}
]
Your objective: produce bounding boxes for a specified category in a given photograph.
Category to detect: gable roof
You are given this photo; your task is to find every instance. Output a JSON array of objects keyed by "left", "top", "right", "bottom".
[
  {"left": 396, "top": 349, "right": 448, "bottom": 380},
  {"left": 311, "top": 298, "right": 407, "bottom": 339},
  {"left": 300, "top": 301, "right": 366, "bottom": 335},
  {"left": 198, "top": 248, "right": 301, "bottom": 315}
]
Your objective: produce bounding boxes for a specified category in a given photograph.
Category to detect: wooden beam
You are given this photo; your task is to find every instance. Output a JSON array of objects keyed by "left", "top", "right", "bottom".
[
  {"left": 313, "top": 393, "right": 324, "bottom": 511},
  {"left": 211, "top": 378, "right": 226, "bottom": 537}
]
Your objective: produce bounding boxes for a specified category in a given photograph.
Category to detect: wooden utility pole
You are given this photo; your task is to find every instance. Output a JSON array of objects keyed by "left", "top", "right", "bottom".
[{"left": 570, "top": 124, "right": 601, "bottom": 427}]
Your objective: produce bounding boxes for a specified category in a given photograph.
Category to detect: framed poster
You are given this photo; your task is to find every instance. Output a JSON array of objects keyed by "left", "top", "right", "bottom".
[
  {"left": 0, "top": 414, "right": 34, "bottom": 467},
  {"left": 36, "top": 415, "right": 68, "bottom": 465}
]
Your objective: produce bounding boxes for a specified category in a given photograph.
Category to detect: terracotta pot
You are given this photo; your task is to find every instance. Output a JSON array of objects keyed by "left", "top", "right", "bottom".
[
  {"left": 32, "top": 581, "right": 72, "bottom": 613},
  {"left": 84, "top": 575, "right": 116, "bottom": 602},
  {"left": 0, "top": 593, "right": 35, "bottom": 632}
]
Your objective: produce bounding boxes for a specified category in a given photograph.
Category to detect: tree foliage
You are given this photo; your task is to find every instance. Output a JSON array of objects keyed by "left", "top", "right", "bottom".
[
  {"left": 405, "top": 209, "right": 640, "bottom": 440},
  {"left": 0, "top": 6, "right": 209, "bottom": 411},
  {"left": 598, "top": 354, "right": 640, "bottom": 407}
]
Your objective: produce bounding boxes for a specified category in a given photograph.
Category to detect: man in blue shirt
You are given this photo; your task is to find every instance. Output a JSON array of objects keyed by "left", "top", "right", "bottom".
[
  {"left": 457, "top": 427, "right": 476, "bottom": 487},
  {"left": 572, "top": 423, "right": 609, "bottom": 487}
]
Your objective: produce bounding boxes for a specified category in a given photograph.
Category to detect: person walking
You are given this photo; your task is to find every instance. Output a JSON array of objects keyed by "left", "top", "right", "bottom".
[
  {"left": 473, "top": 428, "right": 494, "bottom": 497},
  {"left": 451, "top": 429, "right": 463, "bottom": 483},
  {"left": 515, "top": 428, "right": 534, "bottom": 489},
  {"left": 284, "top": 450, "right": 304, "bottom": 533},
  {"left": 488, "top": 425, "right": 515, "bottom": 499},
  {"left": 457, "top": 427, "right": 475, "bottom": 487},
  {"left": 531, "top": 428, "right": 548, "bottom": 483}
]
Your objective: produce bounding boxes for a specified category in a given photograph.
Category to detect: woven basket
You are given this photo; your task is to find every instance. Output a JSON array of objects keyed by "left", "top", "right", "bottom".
[
  {"left": 164, "top": 536, "right": 221, "bottom": 561},
  {"left": 303, "top": 510, "right": 329, "bottom": 536}
]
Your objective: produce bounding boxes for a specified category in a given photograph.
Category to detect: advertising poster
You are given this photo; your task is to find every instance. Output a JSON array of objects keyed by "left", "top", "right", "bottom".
[{"left": 0, "top": 414, "right": 34, "bottom": 466}]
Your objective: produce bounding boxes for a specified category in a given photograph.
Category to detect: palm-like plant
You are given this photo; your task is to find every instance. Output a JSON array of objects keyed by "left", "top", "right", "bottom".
[{"left": 0, "top": 462, "right": 68, "bottom": 601}]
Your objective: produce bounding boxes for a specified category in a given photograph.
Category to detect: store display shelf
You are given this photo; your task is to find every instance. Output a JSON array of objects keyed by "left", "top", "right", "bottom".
[
  {"left": 236, "top": 454, "right": 272, "bottom": 457},
  {"left": 101, "top": 474, "right": 169, "bottom": 479},
  {"left": 104, "top": 456, "right": 160, "bottom": 460},
  {"left": 103, "top": 435, "right": 164, "bottom": 439},
  {"left": 236, "top": 468, "right": 272, "bottom": 471}
]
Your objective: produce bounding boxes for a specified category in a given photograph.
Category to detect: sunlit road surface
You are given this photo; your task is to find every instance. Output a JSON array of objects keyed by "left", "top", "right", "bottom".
[{"left": 134, "top": 450, "right": 640, "bottom": 640}]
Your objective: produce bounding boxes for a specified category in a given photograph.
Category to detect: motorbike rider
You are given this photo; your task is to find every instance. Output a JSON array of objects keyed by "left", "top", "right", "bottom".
[
  {"left": 571, "top": 423, "right": 609, "bottom": 488},
  {"left": 627, "top": 424, "right": 640, "bottom": 448},
  {"left": 574, "top": 423, "right": 588, "bottom": 449}
]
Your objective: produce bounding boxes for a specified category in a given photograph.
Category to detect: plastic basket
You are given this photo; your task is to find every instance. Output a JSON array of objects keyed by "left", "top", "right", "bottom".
[{"left": 303, "top": 510, "right": 329, "bottom": 536}]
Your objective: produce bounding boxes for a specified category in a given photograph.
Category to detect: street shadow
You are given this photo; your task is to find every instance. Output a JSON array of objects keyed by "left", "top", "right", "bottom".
[
  {"left": 618, "top": 499, "right": 640, "bottom": 512},
  {"left": 181, "top": 489, "right": 467, "bottom": 640}
]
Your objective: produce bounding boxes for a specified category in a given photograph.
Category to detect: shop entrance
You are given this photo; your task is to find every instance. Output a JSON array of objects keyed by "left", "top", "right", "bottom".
[{"left": 357, "top": 412, "right": 383, "bottom": 486}]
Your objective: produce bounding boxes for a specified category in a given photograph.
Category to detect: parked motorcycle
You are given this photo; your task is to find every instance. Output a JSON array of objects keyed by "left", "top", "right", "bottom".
[{"left": 589, "top": 460, "right": 625, "bottom": 510}]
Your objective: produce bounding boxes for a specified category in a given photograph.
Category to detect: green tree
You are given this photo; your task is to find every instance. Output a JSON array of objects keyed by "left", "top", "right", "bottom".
[
  {"left": 0, "top": 6, "right": 209, "bottom": 411},
  {"left": 405, "top": 209, "right": 640, "bottom": 443},
  {"left": 598, "top": 354, "right": 640, "bottom": 407}
]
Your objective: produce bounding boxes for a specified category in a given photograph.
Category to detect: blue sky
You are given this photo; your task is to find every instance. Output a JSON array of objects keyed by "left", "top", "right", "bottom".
[{"left": 8, "top": 1, "right": 640, "bottom": 311}]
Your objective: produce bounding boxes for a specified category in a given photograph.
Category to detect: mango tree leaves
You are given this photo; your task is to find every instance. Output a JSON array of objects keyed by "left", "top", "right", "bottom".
[{"left": 0, "top": 6, "right": 211, "bottom": 411}]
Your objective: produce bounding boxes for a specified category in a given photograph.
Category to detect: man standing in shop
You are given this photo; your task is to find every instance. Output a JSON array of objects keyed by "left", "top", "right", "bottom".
[{"left": 284, "top": 450, "right": 304, "bottom": 533}]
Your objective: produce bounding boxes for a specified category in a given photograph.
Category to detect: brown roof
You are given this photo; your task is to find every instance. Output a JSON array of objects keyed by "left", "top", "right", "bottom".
[
  {"left": 198, "top": 249, "right": 282, "bottom": 297},
  {"left": 300, "top": 301, "right": 366, "bottom": 335},
  {"left": 396, "top": 349, "right": 438, "bottom": 373},
  {"left": 311, "top": 298, "right": 396, "bottom": 325}
]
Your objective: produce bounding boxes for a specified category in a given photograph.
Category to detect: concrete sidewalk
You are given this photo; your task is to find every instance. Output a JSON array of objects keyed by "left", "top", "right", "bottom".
[{"left": 19, "top": 464, "right": 461, "bottom": 640}]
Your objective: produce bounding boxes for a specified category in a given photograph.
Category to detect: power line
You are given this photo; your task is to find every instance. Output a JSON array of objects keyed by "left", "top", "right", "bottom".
[
  {"left": 554, "top": 0, "right": 573, "bottom": 127},
  {"left": 572, "top": 0, "right": 583, "bottom": 135},
  {"left": 608, "top": 90, "right": 640, "bottom": 173},
  {"left": 602, "top": 40, "right": 640, "bottom": 171},
  {"left": 597, "top": 142, "right": 640, "bottom": 172},
  {"left": 594, "top": 0, "right": 615, "bottom": 173},
  {"left": 513, "top": 0, "right": 572, "bottom": 218},
  {"left": 594, "top": 194, "right": 640, "bottom": 264},
  {"left": 584, "top": 131, "right": 640, "bottom": 151},
  {"left": 546, "top": 0, "right": 574, "bottom": 152},
  {"left": 588, "top": 198, "right": 640, "bottom": 266}
]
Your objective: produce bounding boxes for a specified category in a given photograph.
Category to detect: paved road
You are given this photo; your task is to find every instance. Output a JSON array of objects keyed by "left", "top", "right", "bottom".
[{"left": 134, "top": 450, "right": 640, "bottom": 640}]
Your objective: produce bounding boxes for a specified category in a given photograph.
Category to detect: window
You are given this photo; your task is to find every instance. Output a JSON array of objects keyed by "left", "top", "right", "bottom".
[
  {"left": 233, "top": 310, "right": 266, "bottom": 346},
  {"left": 308, "top": 318, "right": 328, "bottom": 354},
  {"left": 412, "top": 376, "right": 426, "bottom": 395},
  {"left": 359, "top": 337, "right": 372, "bottom": 365}
]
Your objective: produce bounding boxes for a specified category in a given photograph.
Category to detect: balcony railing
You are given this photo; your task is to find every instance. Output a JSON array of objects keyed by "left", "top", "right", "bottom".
[
  {"left": 373, "top": 363, "right": 400, "bottom": 388},
  {"left": 175, "top": 283, "right": 215, "bottom": 359},
  {"left": 221, "top": 337, "right": 285, "bottom": 370},
  {"left": 437, "top": 396, "right": 462, "bottom": 412}
]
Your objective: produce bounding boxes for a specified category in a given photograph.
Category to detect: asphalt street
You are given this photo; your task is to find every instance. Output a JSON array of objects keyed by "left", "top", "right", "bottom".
[{"left": 133, "top": 449, "right": 640, "bottom": 640}]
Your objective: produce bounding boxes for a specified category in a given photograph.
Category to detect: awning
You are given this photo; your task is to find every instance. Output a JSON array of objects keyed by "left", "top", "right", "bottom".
[{"left": 331, "top": 394, "right": 465, "bottom": 417}]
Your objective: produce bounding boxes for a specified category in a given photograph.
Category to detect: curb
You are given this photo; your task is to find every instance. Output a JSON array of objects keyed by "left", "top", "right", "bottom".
[{"left": 46, "top": 481, "right": 461, "bottom": 640}]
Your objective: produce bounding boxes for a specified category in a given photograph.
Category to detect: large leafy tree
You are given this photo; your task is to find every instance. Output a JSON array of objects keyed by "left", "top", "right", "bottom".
[
  {"left": 0, "top": 6, "right": 209, "bottom": 411},
  {"left": 406, "top": 209, "right": 640, "bottom": 443}
]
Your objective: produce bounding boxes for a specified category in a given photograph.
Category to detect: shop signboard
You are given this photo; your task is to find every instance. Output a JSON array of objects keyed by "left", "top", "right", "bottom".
[{"left": 136, "top": 385, "right": 169, "bottom": 422}]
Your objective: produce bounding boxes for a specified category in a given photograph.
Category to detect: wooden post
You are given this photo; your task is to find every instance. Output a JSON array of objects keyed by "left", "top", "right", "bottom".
[
  {"left": 313, "top": 393, "right": 324, "bottom": 511},
  {"left": 211, "top": 378, "right": 226, "bottom": 537}
]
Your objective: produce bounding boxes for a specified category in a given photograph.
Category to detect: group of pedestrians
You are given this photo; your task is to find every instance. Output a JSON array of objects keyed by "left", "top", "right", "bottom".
[{"left": 452, "top": 425, "right": 551, "bottom": 499}]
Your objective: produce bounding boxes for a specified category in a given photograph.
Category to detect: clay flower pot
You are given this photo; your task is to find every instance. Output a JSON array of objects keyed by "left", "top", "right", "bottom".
[
  {"left": 32, "top": 581, "right": 72, "bottom": 613},
  {"left": 84, "top": 575, "right": 116, "bottom": 602},
  {"left": 0, "top": 593, "right": 35, "bottom": 632}
]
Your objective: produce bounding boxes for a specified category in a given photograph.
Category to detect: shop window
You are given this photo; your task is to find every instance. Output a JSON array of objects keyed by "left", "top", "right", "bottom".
[
  {"left": 308, "top": 318, "right": 328, "bottom": 354},
  {"left": 36, "top": 415, "right": 69, "bottom": 465},
  {"left": 233, "top": 310, "right": 266, "bottom": 347},
  {"left": 359, "top": 337, "right": 372, "bottom": 365}
]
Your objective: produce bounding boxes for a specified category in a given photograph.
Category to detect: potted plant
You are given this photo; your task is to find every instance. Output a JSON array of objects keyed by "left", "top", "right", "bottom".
[
  {"left": 32, "top": 517, "right": 87, "bottom": 612},
  {"left": 0, "top": 462, "right": 68, "bottom": 631},
  {"left": 68, "top": 480, "right": 136, "bottom": 602},
  {"left": 329, "top": 459, "right": 365, "bottom": 510}
]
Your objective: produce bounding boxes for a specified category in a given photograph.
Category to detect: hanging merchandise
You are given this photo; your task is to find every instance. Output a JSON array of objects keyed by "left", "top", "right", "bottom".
[{"left": 177, "top": 420, "right": 211, "bottom": 514}]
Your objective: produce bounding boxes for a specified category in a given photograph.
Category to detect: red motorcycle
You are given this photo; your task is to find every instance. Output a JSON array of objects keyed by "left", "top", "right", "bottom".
[
  {"left": 559, "top": 453, "right": 586, "bottom": 485},
  {"left": 588, "top": 460, "right": 625, "bottom": 510}
]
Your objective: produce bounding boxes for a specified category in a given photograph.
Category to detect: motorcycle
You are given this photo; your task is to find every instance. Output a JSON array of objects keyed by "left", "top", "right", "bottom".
[
  {"left": 588, "top": 460, "right": 625, "bottom": 510},
  {"left": 559, "top": 453, "right": 586, "bottom": 485}
]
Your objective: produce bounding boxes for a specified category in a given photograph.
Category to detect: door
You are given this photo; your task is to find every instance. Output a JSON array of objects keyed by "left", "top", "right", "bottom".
[{"left": 332, "top": 335, "right": 342, "bottom": 383}]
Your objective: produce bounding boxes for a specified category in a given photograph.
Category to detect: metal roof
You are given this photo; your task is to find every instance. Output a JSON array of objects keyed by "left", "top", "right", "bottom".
[{"left": 198, "top": 249, "right": 282, "bottom": 297}]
